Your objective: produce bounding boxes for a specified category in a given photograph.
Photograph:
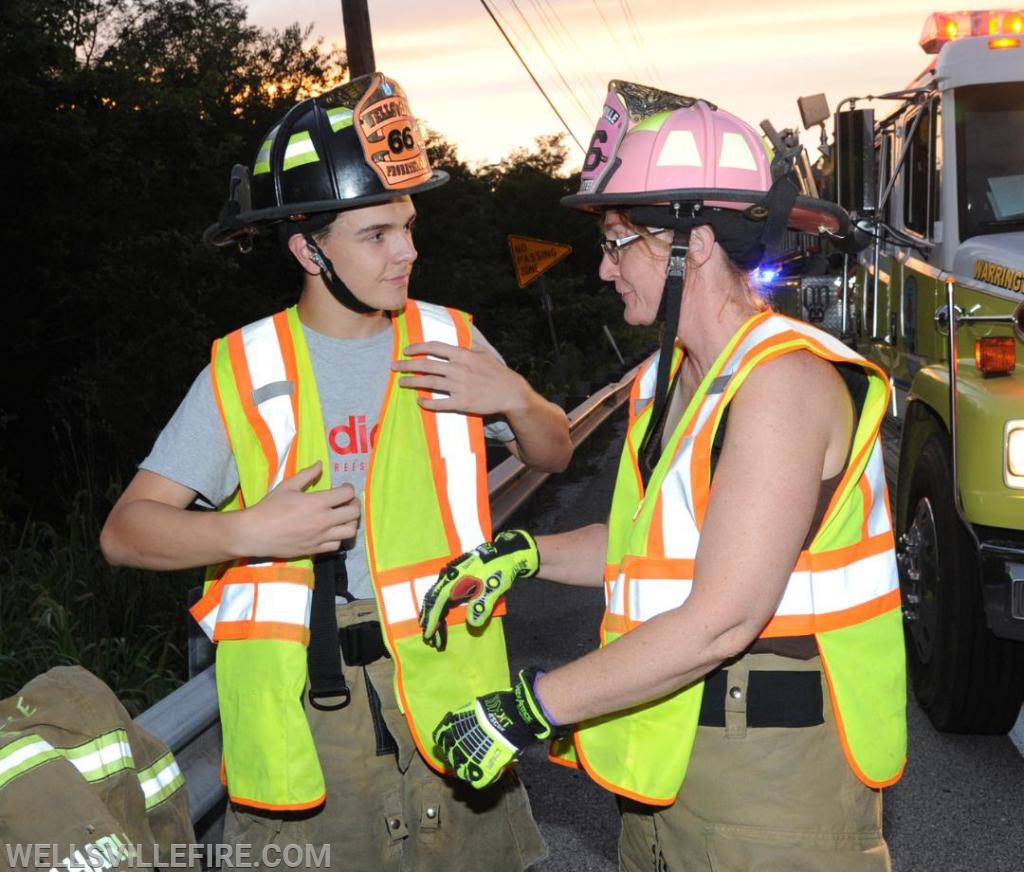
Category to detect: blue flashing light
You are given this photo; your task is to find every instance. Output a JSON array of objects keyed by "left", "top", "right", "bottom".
[{"left": 752, "top": 265, "right": 781, "bottom": 286}]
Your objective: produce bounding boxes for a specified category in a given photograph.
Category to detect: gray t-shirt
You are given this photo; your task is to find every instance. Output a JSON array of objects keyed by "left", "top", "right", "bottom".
[{"left": 141, "top": 319, "right": 513, "bottom": 599}]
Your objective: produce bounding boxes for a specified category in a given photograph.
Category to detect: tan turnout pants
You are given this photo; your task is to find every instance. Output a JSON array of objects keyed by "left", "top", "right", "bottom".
[
  {"left": 618, "top": 653, "right": 892, "bottom": 872},
  {"left": 223, "top": 600, "right": 547, "bottom": 871}
]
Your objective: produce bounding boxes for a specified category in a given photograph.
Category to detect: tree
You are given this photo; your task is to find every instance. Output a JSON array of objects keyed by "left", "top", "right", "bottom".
[
  {"left": 0, "top": 0, "right": 345, "bottom": 521},
  {"left": 0, "top": 0, "right": 656, "bottom": 700}
]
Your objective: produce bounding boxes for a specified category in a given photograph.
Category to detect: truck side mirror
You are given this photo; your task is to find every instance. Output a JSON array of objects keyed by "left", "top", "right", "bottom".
[
  {"left": 797, "top": 94, "right": 830, "bottom": 129},
  {"left": 835, "top": 109, "right": 877, "bottom": 217}
]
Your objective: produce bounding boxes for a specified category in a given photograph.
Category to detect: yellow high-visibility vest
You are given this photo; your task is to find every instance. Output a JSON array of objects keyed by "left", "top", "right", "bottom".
[
  {"left": 191, "top": 301, "right": 512, "bottom": 811},
  {"left": 553, "top": 311, "right": 907, "bottom": 805}
]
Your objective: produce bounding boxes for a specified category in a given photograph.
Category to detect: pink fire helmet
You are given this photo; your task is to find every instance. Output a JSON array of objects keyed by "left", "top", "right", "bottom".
[{"left": 562, "top": 81, "right": 849, "bottom": 250}]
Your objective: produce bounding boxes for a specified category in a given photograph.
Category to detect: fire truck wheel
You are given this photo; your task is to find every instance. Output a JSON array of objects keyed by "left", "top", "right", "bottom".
[{"left": 900, "top": 432, "right": 1024, "bottom": 734}]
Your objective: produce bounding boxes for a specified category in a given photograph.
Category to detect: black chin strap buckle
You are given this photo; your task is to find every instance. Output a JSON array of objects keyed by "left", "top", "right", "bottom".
[
  {"left": 668, "top": 241, "right": 688, "bottom": 278},
  {"left": 303, "top": 234, "right": 377, "bottom": 315}
]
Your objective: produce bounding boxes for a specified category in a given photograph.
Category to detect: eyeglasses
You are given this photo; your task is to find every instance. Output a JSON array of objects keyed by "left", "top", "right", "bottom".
[{"left": 598, "top": 228, "right": 667, "bottom": 264}]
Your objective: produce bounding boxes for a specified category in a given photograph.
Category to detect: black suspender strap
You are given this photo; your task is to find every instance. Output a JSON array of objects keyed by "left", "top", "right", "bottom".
[{"left": 307, "top": 552, "right": 350, "bottom": 711}]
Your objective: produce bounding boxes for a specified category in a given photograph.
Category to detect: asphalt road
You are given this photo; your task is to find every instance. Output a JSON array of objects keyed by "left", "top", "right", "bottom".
[{"left": 502, "top": 413, "right": 1024, "bottom": 872}]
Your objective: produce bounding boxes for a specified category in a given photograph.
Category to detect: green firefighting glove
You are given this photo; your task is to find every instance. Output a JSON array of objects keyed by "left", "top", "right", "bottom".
[
  {"left": 433, "top": 668, "right": 567, "bottom": 789},
  {"left": 419, "top": 529, "right": 539, "bottom": 649}
]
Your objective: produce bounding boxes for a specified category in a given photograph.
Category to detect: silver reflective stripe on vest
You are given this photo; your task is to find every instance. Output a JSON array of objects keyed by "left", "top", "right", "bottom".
[
  {"left": 240, "top": 315, "right": 295, "bottom": 490},
  {"left": 610, "top": 547, "right": 897, "bottom": 624},
  {"left": 379, "top": 572, "right": 437, "bottom": 623},
  {"left": 657, "top": 446, "right": 700, "bottom": 557},
  {"left": 196, "top": 574, "right": 313, "bottom": 641},
  {"left": 217, "top": 580, "right": 313, "bottom": 625},
  {"left": 610, "top": 314, "right": 899, "bottom": 627},
  {"left": 633, "top": 351, "right": 661, "bottom": 415},
  {"left": 608, "top": 574, "right": 693, "bottom": 621},
  {"left": 220, "top": 582, "right": 256, "bottom": 622},
  {"left": 195, "top": 609, "right": 217, "bottom": 639},
  {"left": 776, "top": 550, "right": 898, "bottom": 616},
  {"left": 255, "top": 581, "right": 313, "bottom": 625},
  {"left": 865, "top": 441, "right": 892, "bottom": 537},
  {"left": 417, "top": 303, "right": 486, "bottom": 551}
]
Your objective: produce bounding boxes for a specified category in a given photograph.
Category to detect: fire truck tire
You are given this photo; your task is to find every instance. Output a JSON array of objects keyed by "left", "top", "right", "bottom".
[{"left": 901, "top": 433, "right": 1024, "bottom": 734}]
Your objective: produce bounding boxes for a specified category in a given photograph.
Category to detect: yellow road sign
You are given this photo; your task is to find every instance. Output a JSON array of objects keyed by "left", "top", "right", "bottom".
[{"left": 508, "top": 235, "right": 572, "bottom": 288}]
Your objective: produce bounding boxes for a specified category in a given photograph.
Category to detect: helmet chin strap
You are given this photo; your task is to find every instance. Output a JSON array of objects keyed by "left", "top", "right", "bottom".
[
  {"left": 638, "top": 227, "right": 690, "bottom": 485},
  {"left": 303, "top": 234, "right": 378, "bottom": 315}
]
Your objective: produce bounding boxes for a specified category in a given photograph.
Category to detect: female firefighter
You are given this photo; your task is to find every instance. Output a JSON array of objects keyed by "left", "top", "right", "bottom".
[{"left": 419, "top": 82, "right": 907, "bottom": 870}]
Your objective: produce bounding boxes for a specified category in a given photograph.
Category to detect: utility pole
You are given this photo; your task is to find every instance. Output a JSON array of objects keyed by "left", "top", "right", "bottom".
[{"left": 340, "top": 0, "right": 376, "bottom": 77}]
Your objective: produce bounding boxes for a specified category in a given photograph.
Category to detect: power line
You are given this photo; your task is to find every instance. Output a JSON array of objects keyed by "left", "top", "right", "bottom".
[
  {"left": 590, "top": 0, "right": 645, "bottom": 85},
  {"left": 506, "top": 0, "right": 594, "bottom": 132},
  {"left": 479, "top": 0, "right": 586, "bottom": 153},
  {"left": 618, "top": 0, "right": 663, "bottom": 86},
  {"left": 538, "top": 0, "right": 610, "bottom": 104},
  {"left": 528, "top": 0, "right": 603, "bottom": 112}
]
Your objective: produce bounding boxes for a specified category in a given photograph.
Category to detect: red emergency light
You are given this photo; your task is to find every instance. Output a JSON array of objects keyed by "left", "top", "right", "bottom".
[{"left": 920, "top": 9, "right": 1024, "bottom": 53}]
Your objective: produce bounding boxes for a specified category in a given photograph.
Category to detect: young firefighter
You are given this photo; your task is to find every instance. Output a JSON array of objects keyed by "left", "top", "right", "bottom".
[{"left": 99, "top": 73, "right": 569, "bottom": 870}]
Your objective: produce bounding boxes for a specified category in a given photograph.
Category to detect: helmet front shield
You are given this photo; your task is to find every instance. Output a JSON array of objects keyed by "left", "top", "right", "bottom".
[
  {"left": 204, "top": 72, "right": 448, "bottom": 247},
  {"left": 579, "top": 81, "right": 701, "bottom": 197}
]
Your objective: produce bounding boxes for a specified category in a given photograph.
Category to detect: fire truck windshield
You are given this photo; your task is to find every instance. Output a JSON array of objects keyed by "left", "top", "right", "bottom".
[{"left": 957, "top": 82, "right": 1024, "bottom": 240}]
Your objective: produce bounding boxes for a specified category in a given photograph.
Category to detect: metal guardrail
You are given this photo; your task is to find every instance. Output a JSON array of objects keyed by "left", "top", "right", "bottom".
[
  {"left": 134, "top": 365, "right": 639, "bottom": 831},
  {"left": 486, "top": 365, "right": 639, "bottom": 528}
]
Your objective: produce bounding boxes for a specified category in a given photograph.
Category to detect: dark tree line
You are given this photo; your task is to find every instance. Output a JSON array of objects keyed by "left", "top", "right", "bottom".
[
  {"left": 0, "top": 0, "right": 659, "bottom": 702},
  {"left": 1, "top": 0, "right": 654, "bottom": 530}
]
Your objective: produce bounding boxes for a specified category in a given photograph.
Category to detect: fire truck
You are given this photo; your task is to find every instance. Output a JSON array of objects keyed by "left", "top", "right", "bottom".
[{"left": 774, "top": 10, "right": 1024, "bottom": 734}]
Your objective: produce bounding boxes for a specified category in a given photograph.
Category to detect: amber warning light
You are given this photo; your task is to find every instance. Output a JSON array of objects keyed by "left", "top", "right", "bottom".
[
  {"left": 975, "top": 336, "right": 1017, "bottom": 375},
  {"left": 920, "top": 8, "right": 1024, "bottom": 53}
]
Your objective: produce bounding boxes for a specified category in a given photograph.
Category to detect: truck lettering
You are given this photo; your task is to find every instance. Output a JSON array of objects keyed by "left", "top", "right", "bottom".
[{"left": 974, "top": 258, "right": 1024, "bottom": 293}]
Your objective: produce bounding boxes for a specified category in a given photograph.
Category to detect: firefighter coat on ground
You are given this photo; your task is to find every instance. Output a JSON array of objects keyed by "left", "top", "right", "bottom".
[{"left": 0, "top": 666, "right": 196, "bottom": 871}]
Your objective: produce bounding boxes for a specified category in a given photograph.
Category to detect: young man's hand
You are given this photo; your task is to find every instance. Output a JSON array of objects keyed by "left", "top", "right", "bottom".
[
  {"left": 392, "top": 341, "right": 531, "bottom": 416},
  {"left": 244, "top": 461, "right": 360, "bottom": 559}
]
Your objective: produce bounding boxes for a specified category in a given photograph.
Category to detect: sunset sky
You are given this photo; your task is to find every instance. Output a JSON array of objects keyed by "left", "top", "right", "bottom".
[{"left": 246, "top": 0, "right": 947, "bottom": 169}]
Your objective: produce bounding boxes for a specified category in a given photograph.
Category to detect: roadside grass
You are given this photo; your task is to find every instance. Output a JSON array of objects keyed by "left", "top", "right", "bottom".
[{"left": 0, "top": 486, "right": 196, "bottom": 716}]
